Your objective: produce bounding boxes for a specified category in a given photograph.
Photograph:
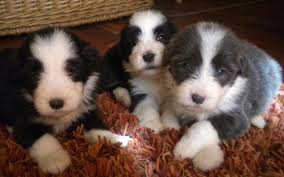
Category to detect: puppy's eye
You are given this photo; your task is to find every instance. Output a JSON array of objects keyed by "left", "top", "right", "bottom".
[
  {"left": 157, "top": 35, "right": 164, "bottom": 41},
  {"left": 156, "top": 33, "right": 167, "bottom": 43},
  {"left": 128, "top": 39, "right": 134, "bottom": 45},
  {"left": 216, "top": 68, "right": 227, "bottom": 77}
]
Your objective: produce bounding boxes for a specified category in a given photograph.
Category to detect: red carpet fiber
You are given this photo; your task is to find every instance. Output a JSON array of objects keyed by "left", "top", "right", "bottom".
[{"left": 0, "top": 85, "right": 283, "bottom": 177}]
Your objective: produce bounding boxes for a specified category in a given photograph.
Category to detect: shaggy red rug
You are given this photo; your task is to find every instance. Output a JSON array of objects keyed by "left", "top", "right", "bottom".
[{"left": 0, "top": 85, "right": 283, "bottom": 177}]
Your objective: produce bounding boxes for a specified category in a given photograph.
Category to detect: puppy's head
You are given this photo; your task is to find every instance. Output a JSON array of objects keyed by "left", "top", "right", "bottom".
[
  {"left": 164, "top": 22, "right": 247, "bottom": 114},
  {"left": 119, "top": 10, "right": 177, "bottom": 75},
  {"left": 21, "top": 28, "right": 100, "bottom": 118}
]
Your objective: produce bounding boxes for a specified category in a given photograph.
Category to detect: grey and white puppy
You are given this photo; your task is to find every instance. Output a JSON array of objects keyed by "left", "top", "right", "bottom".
[{"left": 161, "top": 22, "right": 283, "bottom": 171}]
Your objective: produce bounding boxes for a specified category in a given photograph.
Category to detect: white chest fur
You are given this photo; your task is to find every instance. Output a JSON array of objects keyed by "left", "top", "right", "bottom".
[{"left": 129, "top": 68, "right": 168, "bottom": 104}]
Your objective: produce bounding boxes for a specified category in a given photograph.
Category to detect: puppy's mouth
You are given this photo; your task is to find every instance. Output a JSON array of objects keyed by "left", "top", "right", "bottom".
[
  {"left": 40, "top": 105, "right": 81, "bottom": 119},
  {"left": 139, "top": 65, "right": 162, "bottom": 75},
  {"left": 145, "top": 65, "right": 158, "bottom": 70},
  {"left": 181, "top": 104, "right": 207, "bottom": 113},
  {"left": 41, "top": 110, "right": 71, "bottom": 119}
]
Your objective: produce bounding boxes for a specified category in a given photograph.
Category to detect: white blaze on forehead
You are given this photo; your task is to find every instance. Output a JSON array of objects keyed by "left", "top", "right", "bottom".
[
  {"left": 130, "top": 10, "right": 166, "bottom": 31},
  {"left": 129, "top": 10, "right": 166, "bottom": 42},
  {"left": 197, "top": 22, "right": 226, "bottom": 64},
  {"left": 31, "top": 29, "right": 76, "bottom": 69}
]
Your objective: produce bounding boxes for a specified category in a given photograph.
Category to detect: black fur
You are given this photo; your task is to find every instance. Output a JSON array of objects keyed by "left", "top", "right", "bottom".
[
  {"left": 129, "top": 94, "right": 147, "bottom": 112},
  {"left": 119, "top": 26, "right": 142, "bottom": 60},
  {"left": 102, "top": 44, "right": 131, "bottom": 91},
  {"left": 67, "top": 110, "right": 107, "bottom": 132}
]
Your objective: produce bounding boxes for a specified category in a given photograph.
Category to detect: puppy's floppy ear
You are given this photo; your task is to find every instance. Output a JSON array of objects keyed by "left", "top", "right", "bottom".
[
  {"left": 162, "top": 40, "right": 175, "bottom": 66},
  {"left": 236, "top": 53, "right": 249, "bottom": 77},
  {"left": 162, "top": 47, "right": 171, "bottom": 66},
  {"left": 67, "top": 29, "right": 101, "bottom": 65},
  {"left": 118, "top": 26, "right": 129, "bottom": 56},
  {"left": 81, "top": 45, "right": 102, "bottom": 72},
  {"left": 164, "top": 17, "right": 178, "bottom": 37},
  {"left": 227, "top": 33, "right": 249, "bottom": 78},
  {"left": 82, "top": 45, "right": 99, "bottom": 59},
  {"left": 119, "top": 26, "right": 140, "bottom": 58},
  {"left": 0, "top": 48, "right": 23, "bottom": 84}
]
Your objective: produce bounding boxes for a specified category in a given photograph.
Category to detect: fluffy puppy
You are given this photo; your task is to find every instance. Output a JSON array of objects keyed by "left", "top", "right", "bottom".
[
  {"left": 103, "top": 10, "right": 177, "bottom": 132},
  {"left": 161, "top": 22, "right": 283, "bottom": 171},
  {"left": 0, "top": 28, "right": 130, "bottom": 174}
]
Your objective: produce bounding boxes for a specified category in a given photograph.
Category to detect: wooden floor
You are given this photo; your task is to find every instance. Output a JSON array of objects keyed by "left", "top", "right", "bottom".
[{"left": 0, "top": 0, "right": 283, "bottom": 64}]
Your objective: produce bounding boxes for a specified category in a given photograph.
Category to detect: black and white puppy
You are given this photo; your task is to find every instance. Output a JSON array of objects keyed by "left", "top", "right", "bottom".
[
  {"left": 0, "top": 28, "right": 130, "bottom": 174},
  {"left": 161, "top": 22, "right": 283, "bottom": 171},
  {"left": 103, "top": 10, "right": 177, "bottom": 132}
]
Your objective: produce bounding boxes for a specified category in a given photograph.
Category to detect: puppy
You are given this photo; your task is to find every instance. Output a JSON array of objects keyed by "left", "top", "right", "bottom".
[
  {"left": 0, "top": 28, "right": 130, "bottom": 174},
  {"left": 103, "top": 10, "right": 177, "bottom": 132},
  {"left": 161, "top": 22, "right": 283, "bottom": 171}
]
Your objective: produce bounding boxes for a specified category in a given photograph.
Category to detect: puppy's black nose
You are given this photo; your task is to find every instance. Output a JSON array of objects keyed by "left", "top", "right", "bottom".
[
  {"left": 191, "top": 94, "right": 205, "bottom": 104},
  {"left": 143, "top": 52, "right": 155, "bottom": 63},
  {"left": 49, "top": 99, "right": 64, "bottom": 110}
]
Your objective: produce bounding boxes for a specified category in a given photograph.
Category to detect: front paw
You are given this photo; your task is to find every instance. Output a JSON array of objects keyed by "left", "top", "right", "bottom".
[
  {"left": 173, "top": 138, "right": 195, "bottom": 160},
  {"left": 134, "top": 109, "right": 163, "bottom": 133},
  {"left": 162, "top": 118, "right": 180, "bottom": 130},
  {"left": 193, "top": 144, "right": 224, "bottom": 171},
  {"left": 85, "top": 129, "right": 132, "bottom": 147},
  {"left": 250, "top": 115, "right": 266, "bottom": 129},
  {"left": 174, "top": 121, "right": 220, "bottom": 160},
  {"left": 140, "top": 119, "right": 164, "bottom": 133},
  {"left": 113, "top": 87, "right": 131, "bottom": 107},
  {"left": 30, "top": 134, "right": 71, "bottom": 174},
  {"left": 37, "top": 148, "right": 71, "bottom": 174}
]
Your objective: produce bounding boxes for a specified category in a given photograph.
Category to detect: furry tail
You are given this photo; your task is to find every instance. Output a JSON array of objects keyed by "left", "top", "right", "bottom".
[
  {"left": 259, "top": 58, "right": 283, "bottom": 113},
  {"left": 281, "top": 64, "right": 284, "bottom": 81}
]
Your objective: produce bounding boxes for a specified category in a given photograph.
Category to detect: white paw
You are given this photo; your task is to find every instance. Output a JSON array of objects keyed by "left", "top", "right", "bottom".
[
  {"left": 140, "top": 118, "right": 164, "bottom": 133},
  {"left": 251, "top": 115, "right": 266, "bottom": 129},
  {"left": 113, "top": 87, "right": 131, "bottom": 107},
  {"left": 173, "top": 121, "right": 220, "bottom": 160},
  {"left": 37, "top": 148, "right": 71, "bottom": 174},
  {"left": 134, "top": 106, "right": 163, "bottom": 133},
  {"left": 161, "top": 110, "right": 180, "bottom": 130},
  {"left": 85, "top": 129, "right": 132, "bottom": 147},
  {"left": 30, "top": 134, "right": 71, "bottom": 174},
  {"left": 112, "top": 135, "right": 132, "bottom": 147},
  {"left": 162, "top": 118, "right": 180, "bottom": 130},
  {"left": 193, "top": 144, "right": 224, "bottom": 171},
  {"left": 173, "top": 136, "right": 195, "bottom": 159}
]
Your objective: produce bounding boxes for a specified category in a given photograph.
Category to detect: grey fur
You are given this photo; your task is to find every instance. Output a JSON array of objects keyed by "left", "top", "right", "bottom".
[{"left": 164, "top": 22, "right": 283, "bottom": 140}]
